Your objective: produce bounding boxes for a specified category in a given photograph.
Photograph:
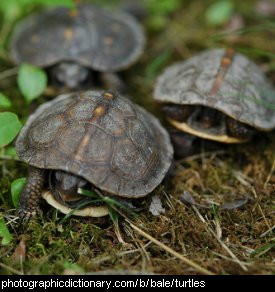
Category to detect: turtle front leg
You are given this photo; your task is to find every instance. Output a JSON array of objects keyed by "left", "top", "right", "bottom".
[
  {"left": 19, "top": 167, "right": 45, "bottom": 220},
  {"left": 101, "top": 72, "right": 126, "bottom": 94}
]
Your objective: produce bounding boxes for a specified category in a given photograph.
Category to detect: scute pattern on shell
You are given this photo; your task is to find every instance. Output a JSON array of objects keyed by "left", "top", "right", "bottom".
[
  {"left": 10, "top": 4, "right": 145, "bottom": 71},
  {"left": 154, "top": 49, "right": 275, "bottom": 130},
  {"left": 16, "top": 91, "right": 173, "bottom": 198}
]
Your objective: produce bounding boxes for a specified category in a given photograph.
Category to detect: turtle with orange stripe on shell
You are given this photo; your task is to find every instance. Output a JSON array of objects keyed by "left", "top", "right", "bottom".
[
  {"left": 10, "top": 3, "right": 145, "bottom": 93},
  {"left": 16, "top": 90, "right": 173, "bottom": 220},
  {"left": 154, "top": 48, "right": 275, "bottom": 144}
]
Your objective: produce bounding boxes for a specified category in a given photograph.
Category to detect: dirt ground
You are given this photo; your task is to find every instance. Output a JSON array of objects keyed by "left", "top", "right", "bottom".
[{"left": 0, "top": 0, "right": 274, "bottom": 275}]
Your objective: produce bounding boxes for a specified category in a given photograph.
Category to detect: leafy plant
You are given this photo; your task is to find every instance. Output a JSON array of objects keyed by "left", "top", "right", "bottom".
[
  {"left": 11, "top": 178, "right": 26, "bottom": 208},
  {"left": 4, "top": 146, "right": 18, "bottom": 159},
  {"left": 146, "top": 0, "right": 181, "bottom": 15},
  {"left": 0, "top": 218, "right": 12, "bottom": 245},
  {"left": 63, "top": 261, "right": 85, "bottom": 274},
  {"left": 0, "top": 92, "right": 12, "bottom": 109},
  {"left": 206, "top": 0, "right": 234, "bottom": 26},
  {"left": 0, "top": 112, "right": 22, "bottom": 147},
  {"left": 17, "top": 64, "right": 47, "bottom": 102}
]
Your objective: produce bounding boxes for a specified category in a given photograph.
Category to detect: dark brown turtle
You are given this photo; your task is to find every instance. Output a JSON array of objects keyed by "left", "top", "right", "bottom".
[
  {"left": 15, "top": 90, "right": 173, "bottom": 219},
  {"left": 10, "top": 4, "right": 145, "bottom": 92},
  {"left": 154, "top": 48, "right": 275, "bottom": 143}
]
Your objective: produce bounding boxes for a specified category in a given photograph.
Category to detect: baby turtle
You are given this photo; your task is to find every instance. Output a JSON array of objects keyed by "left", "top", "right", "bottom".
[
  {"left": 16, "top": 90, "right": 173, "bottom": 219},
  {"left": 154, "top": 48, "right": 275, "bottom": 143},
  {"left": 10, "top": 4, "right": 145, "bottom": 92}
]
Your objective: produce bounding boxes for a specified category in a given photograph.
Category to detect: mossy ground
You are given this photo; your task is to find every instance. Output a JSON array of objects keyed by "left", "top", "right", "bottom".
[{"left": 0, "top": 0, "right": 274, "bottom": 275}]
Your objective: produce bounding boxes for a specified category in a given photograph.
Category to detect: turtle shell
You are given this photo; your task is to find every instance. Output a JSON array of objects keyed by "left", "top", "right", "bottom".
[
  {"left": 16, "top": 91, "right": 173, "bottom": 198},
  {"left": 154, "top": 48, "right": 275, "bottom": 131},
  {"left": 10, "top": 4, "right": 145, "bottom": 72}
]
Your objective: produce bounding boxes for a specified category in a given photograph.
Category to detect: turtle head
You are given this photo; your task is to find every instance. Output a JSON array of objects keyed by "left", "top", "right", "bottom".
[
  {"left": 50, "top": 170, "right": 90, "bottom": 208},
  {"left": 49, "top": 62, "right": 92, "bottom": 91}
]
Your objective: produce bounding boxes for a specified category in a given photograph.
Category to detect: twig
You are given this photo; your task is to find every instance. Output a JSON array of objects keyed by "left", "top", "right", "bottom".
[
  {"left": 0, "top": 67, "right": 18, "bottom": 81},
  {"left": 124, "top": 223, "right": 151, "bottom": 263},
  {"left": 260, "top": 225, "right": 275, "bottom": 238},
  {"left": 178, "top": 150, "right": 225, "bottom": 163},
  {"left": 0, "top": 262, "right": 23, "bottom": 275},
  {"left": 233, "top": 170, "right": 253, "bottom": 187},
  {"left": 192, "top": 205, "right": 248, "bottom": 272},
  {"left": 126, "top": 219, "right": 215, "bottom": 275},
  {"left": 92, "top": 242, "right": 152, "bottom": 265},
  {"left": 251, "top": 187, "right": 271, "bottom": 232},
  {"left": 163, "top": 191, "right": 175, "bottom": 212},
  {"left": 6, "top": 216, "right": 20, "bottom": 226},
  {"left": 211, "top": 251, "right": 251, "bottom": 266},
  {"left": 264, "top": 158, "right": 275, "bottom": 189}
]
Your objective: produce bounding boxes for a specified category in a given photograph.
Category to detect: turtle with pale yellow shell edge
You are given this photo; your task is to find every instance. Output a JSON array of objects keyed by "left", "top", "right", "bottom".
[{"left": 154, "top": 48, "right": 275, "bottom": 144}]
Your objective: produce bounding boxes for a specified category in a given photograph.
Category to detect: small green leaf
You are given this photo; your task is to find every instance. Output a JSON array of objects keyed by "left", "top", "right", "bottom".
[
  {"left": 11, "top": 178, "right": 26, "bottom": 208},
  {"left": 17, "top": 64, "right": 47, "bottom": 102},
  {"left": 4, "top": 146, "right": 18, "bottom": 159},
  {"left": 206, "top": 0, "right": 234, "bottom": 26},
  {"left": 147, "top": 15, "right": 168, "bottom": 31},
  {"left": 0, "top": 0, "right": 22, "bottom": 22},
  {"left": 63, "top": 262, "right": 85, "bottom": 273},
  {"left": 0, "top": 112, "right": 22, "bottom": 147},
  {"left": 0, "top": 0, "right": 75, "bottom": 16},
  {"left": 0, "top": 218, "right": 12, "bottom": 246},
  {"left": 0, "top": 93, "right": 12, "bottom": 108}
]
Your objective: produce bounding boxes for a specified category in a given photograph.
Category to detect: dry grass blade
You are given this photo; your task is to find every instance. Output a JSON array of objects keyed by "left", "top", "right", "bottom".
[
  {"left": 108, "top": 202, "right": 214, "bottom": 274},
  {"left": 192, "top": 206, "right": 248, "bottom": 272},
  {"left": 264, "top": 158, "right": 275, "bottom": 189},
  {"left": 251, "top": 187, "right": 272, "bottom": 232},
  {"left": 0, "top": 262, "right": 23, "bottom": 275},
  {"left": 125, "top": 219, "right": 215, "bottom": 275},
  {"left": 178, "top": 150, "right": 226, "bottom": 163},
  {"left": 0, "top": 67, "right": 18, "bottom": 81},
  {"left": 260, "top": 225, "right": 275, "bottom": 238},
  {"left": 100, "top": 202, "right": 214, "bottom": 274},
  {"left": 92, "top": 242, "right": 152, "bottom": 265},
  {"left": 211, "top": 251, "right": 251, "bottom": 266}
]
